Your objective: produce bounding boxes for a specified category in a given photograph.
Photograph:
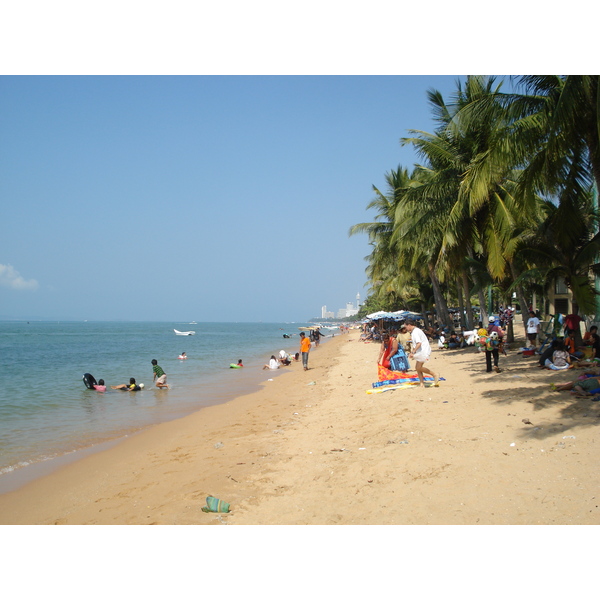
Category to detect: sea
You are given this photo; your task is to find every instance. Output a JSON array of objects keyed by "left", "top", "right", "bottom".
[{"left": 0, "top": 320, "right": 321, "bottom": 494}]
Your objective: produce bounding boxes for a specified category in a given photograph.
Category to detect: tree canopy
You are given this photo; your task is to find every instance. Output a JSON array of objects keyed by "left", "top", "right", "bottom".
[{"left": 351, "top": 76, "right": 600, "bottom": 328}]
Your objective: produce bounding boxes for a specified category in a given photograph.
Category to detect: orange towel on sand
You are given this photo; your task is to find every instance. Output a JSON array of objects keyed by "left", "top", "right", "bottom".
[{"left": 378, "top": 364, "right": 409, "bottom": 381}]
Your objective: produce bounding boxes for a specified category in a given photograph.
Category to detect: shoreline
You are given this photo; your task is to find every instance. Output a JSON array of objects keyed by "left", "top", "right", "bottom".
[
  {"left": 0, "top": 333, "right": 339, "bottom": 523},
  {"left": 1, "top": 329, "right": 599, "bottom": 524},
  {"left": 0, "top": 326, "right": 309, "bottom": 494}
]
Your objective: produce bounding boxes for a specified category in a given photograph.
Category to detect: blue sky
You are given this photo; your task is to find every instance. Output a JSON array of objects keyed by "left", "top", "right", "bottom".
[
  {"left": 1, "top": 75, "right": 473, "bottom": 321},
  {"left": 0, "top": 4, "right": 589, "bottom": 323}
]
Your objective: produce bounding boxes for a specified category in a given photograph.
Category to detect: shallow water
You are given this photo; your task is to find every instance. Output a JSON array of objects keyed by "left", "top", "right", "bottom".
[{"left": 0, "top": 321, "right": 313, "bottom": 490}]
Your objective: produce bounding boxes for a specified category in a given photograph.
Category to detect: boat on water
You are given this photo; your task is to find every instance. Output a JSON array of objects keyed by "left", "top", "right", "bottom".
[{"left": 174, "top": 329, "right": 195, "bottom": 336}]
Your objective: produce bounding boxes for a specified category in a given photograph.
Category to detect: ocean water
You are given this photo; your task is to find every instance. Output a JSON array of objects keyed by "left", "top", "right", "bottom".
[{"left": 0, "top": 321, "right": 317, "bottom": 492}]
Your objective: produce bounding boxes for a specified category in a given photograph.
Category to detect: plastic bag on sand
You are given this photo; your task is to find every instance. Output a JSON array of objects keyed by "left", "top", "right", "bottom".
[{"left": 201, "top": 496, "right": 231, "bottom": 513}]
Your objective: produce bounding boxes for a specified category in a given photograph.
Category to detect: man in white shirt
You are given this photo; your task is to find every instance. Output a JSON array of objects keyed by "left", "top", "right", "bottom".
[
  {"left": 405, "top": 319, "right": 439, "bottom": 388},
  {"left": 526, "top": 311, "right": 541, "bottom": 350}
]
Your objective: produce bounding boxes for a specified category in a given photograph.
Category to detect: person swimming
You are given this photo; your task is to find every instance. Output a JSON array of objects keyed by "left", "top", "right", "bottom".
[
  {"left": 111, "top": 377, "right": 143, "bottom": 391},
  {"left": 93, "top": 378, "right": 106, "bottom": 392}
]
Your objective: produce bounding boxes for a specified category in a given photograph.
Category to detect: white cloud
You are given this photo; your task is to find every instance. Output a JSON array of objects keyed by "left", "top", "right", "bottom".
[{"left": 0, "top": 264, "right": 39, "bottom": 291}]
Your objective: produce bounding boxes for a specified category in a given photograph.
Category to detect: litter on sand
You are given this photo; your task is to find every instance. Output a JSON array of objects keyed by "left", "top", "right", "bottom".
[{"left": 201, "top": 496, "right": 231, "bottom": 513}]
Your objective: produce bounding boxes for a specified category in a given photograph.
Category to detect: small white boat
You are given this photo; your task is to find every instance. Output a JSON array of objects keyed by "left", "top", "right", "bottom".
[{"left": 174, "top": 329, "right": 196, "bottom": 336}]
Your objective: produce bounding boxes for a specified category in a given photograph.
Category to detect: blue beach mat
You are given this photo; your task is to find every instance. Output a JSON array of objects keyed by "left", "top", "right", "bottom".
[
  {"left": 367, "top": 384, "right": 414, "bottom": 394},
  {"left": 372, "top": 376, "right": 446, "bottom": 388}
]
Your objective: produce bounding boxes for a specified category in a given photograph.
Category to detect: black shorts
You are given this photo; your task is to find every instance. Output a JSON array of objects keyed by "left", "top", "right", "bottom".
[{"left": 527, "top": 333, "right": 538, "bottom": 341}]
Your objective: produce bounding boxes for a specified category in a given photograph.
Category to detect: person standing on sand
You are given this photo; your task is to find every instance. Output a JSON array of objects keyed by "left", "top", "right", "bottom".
[
  {"left": 299, "top": 331, "right": 311, "bottom": 371},
  {"left": 404, "top": 319, "right": 439, "bottom": 387},
  {"left": 151, "top": 359, "right": 169, "bottom": 389},
  {"left": 397, "top": 324, "right": 412, "bottom": 354},
  {"left": 526, "top": 310, "right": 541, "bottom": 350},
  {"left": 485, "top": 316, "right": 505, "bottom": 373}
]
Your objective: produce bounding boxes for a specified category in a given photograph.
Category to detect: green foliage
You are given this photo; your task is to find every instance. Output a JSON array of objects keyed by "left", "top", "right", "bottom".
[{"left": 350, "top": 75, "right": 600, "bottom": 319}]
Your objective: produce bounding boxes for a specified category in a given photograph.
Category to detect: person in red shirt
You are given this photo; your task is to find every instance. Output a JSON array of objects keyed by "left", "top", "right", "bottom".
[{"left": 563, "top": 313, "right": 582, "bottom": 333}]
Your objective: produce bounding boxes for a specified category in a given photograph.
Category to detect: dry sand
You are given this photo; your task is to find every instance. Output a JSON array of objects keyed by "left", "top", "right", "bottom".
[{"left": 1, "top": 328, "right": 599, "bottom": 525}]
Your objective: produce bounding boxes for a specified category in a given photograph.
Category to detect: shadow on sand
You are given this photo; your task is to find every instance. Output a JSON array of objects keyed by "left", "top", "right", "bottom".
[{"left": 437, "top": 341, "right": 600, "bottom": 440}]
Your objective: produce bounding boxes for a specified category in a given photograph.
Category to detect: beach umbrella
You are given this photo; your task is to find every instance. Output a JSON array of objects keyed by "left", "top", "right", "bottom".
[
  {"left": 391, "top": 310, "right": 421, "bottom": 320},
  {"left": 366, "top": 311, "right": 389, "bottom": 319}
]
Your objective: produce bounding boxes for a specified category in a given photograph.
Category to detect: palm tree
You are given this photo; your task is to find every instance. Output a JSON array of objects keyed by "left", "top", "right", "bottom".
[
  {"left": 455, "top": 75, "right": 600, "bottom": 318},
  {"left": 352, "top": 76, "right": 600, "bottom": 329},
  {"left": 513, "top": 187, "right": 600, "bottom": 315},
  {"left": 350, "top": 166, "right": 453, "bottom": 326},
  {"left": 349, "top": 167, "right": 411, "bottom": 312},
  {"left": 510, "top": 76, "right": 600, "bottom": 200},
  {"left": 399, "top": 76, "right": 524, "bottom": 323},
  {"left": 390, "top": 166, "right": 454, "bottom": 328}
]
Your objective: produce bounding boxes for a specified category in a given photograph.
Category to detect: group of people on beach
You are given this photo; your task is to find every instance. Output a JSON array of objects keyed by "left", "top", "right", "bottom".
[
  {"left": 538, "top": 325, "right": 600, "bottom": 371},
  {"left": 377, "top": 319, "right": 439, "bottom": 387},
  {"left": 262, "top": 330, "right": 314, "bottom": 371},
  {"left": 544, "top": 325, "right": 600, "bottom": 398},
  {"left": 489, "top": 308, "right": 600, "bottom": 398},
  {"left": 369, "top": 303, "right": 600, "bottom": 403},
  {"left": 374, "top": 315, "right": 503, "bottom": 381}
]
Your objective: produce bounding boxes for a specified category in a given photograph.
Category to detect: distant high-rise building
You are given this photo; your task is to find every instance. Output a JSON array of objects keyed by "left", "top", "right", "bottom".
[
  {"left": 321, "top": 305, "right": 334, "bottom": 319},
  {"left": 344, "top": 301, "right": 359, "bottom": 318}
]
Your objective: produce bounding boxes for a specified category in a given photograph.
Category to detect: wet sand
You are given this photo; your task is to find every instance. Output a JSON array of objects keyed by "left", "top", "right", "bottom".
[{"left": 1, "top": 328, "right": 599, "bottom": 525}]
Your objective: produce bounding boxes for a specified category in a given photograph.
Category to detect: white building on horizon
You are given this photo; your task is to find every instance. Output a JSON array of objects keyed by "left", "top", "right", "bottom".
[
  {"left": 345, "top": 301, "right": 359, "bottom": 318},
  {"left": 321, "top": 305, "right": 335, "bottom": 319},
  {"left": 324, "top": 293, "right": 361, "bottom": 319}
]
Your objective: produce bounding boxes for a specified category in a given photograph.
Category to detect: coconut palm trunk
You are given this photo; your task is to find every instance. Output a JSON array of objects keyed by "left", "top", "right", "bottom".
[
  {"left": 456, "top": 281, "right": 466, "bottom": 329},
  {"left": 461, "top": 271, "right": 474, "bottom": 329},
  {"left": 428, "top": 261, "right": 452, "bottom": 328},
  {"left": 509, "top": 261, "right": 530, "bottom": 336}
]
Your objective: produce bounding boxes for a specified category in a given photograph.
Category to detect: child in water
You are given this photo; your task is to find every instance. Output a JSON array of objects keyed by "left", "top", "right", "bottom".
[
  {"left": 111, "top": 378, "right": 143, "bottom": 391},
  {"left": 93, "top": 379, "right": 106, "bottom": 392},
  {"left": 152, "top": 359, "right": 169, "bottom": 389}
]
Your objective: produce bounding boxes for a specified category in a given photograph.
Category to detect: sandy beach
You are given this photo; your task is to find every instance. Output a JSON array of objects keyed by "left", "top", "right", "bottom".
[{"left": 1, "top": 328, "right": 599, "bottom": 525}]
